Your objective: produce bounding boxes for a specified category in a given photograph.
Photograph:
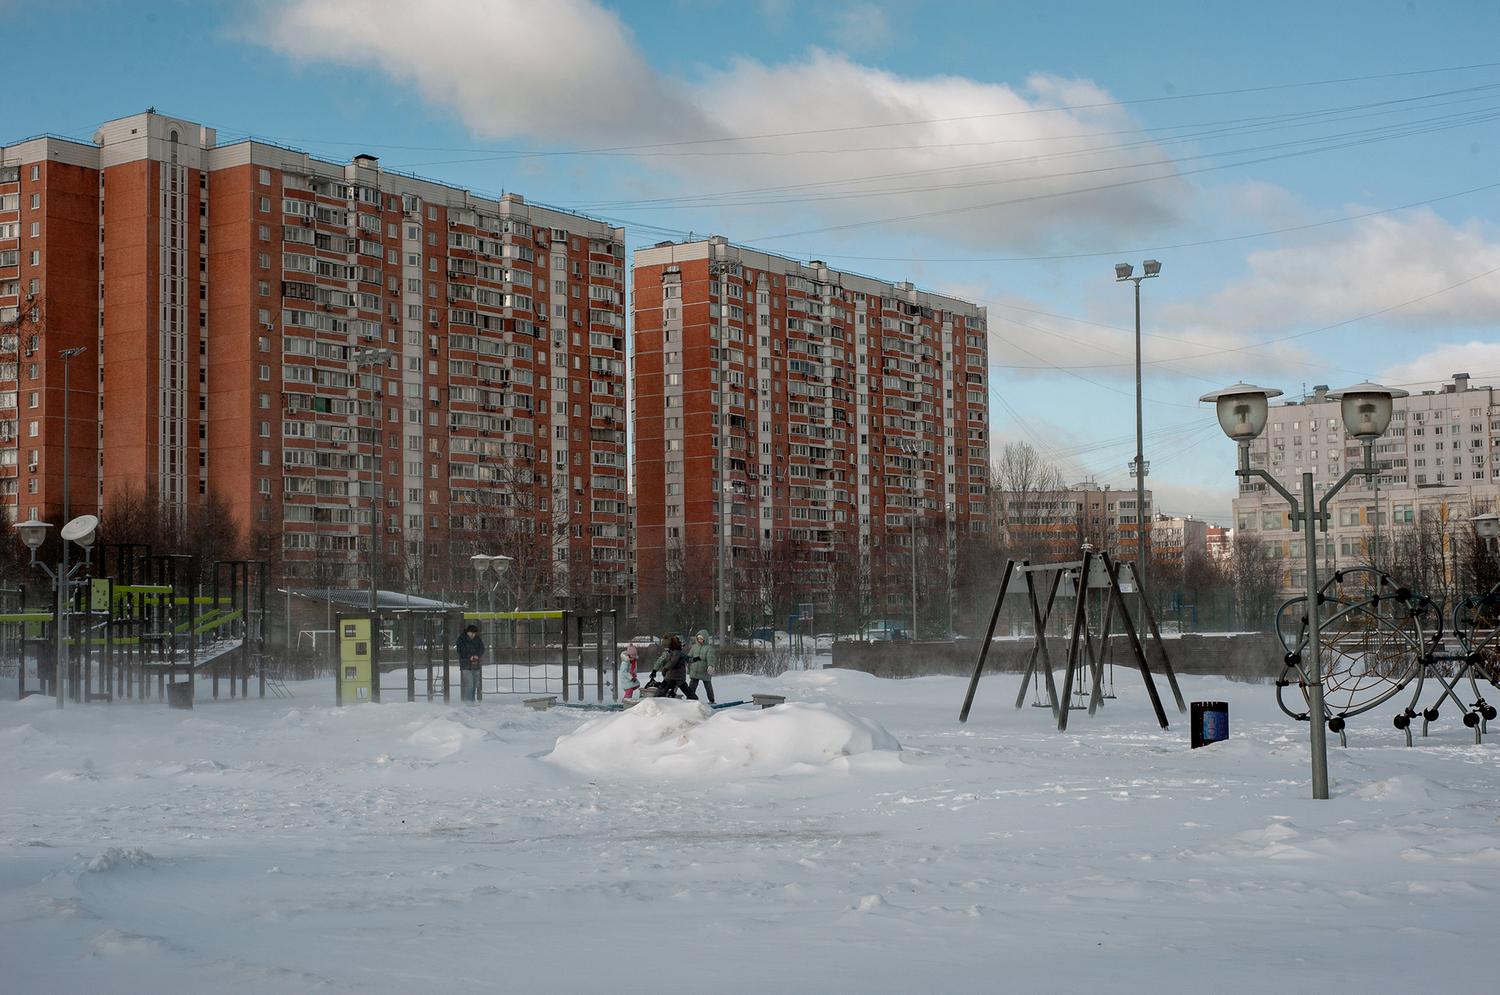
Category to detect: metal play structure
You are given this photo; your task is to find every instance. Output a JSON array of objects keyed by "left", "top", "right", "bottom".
[
  {"left": 1274, "top": 567, "right": 1500, "bottom": 745},
  {"left": 346, "top": 607, "right": 621, "bottom": 705},
  {"left": 960, "top": 546, "right": 1186, "bottom": 730},
  {"left": 6, "top": 550, "right": 270, "bottom": 705}
]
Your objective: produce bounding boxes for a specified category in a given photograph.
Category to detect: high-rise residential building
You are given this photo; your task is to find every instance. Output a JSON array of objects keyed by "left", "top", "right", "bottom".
[
  {"left": 632, "top": 237, "right": 990, "bottom": 631},
  {"left": 0, "top": 111, "right": 628, "bottom": 605},
  {"left": 1232, "top": 373, "right": 1500, "bottom": 597},
  {"left": 1205, "top": 525, "right": 1232, "bottom": 562},
  {"left": 993, "top": 480, "right": 1154, "bottom": 564},
  {"left": 1151, "top": 514, "right": 1208, "bottom": 568}
]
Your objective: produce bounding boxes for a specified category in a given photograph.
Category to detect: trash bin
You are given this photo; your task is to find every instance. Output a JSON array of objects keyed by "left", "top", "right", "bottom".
[
  {"left": 167, "top": 680, "right": 194, "bottom": 710},
  {"left": 1190, "top": 700, "right": 1228, "bottom": 748}
]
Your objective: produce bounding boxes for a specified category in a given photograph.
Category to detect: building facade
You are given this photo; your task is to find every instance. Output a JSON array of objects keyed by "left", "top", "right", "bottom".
[
  {"left": 632, "top": 237, "right": 990, "bottom": 631},
  {"left": 1152, "top": 514, "right": 1208, "bottom": 568},
  {"left": 994, "top": 480, "right": 1154, "bottom": 564},
  {"left": 1, "top": 111, "right": 629, "bottom": 605},
  {"left": 1232, "top": 373, "right": 1500, "bottom": 597}
]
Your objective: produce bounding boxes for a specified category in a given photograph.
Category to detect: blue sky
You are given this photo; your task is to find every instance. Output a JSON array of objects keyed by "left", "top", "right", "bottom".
[{"left": 10, "top": 0, "right": 1500, "bottom": 522}]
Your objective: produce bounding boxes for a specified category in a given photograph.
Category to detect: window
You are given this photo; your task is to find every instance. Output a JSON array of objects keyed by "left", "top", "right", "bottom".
[{"left": 258, "top": 168, "right": 271, "bottom": 186}]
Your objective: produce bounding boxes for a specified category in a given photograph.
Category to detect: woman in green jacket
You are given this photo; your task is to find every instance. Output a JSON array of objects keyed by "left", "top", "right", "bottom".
[{"left": 688, "top": 629, "right": 716, "bottom": 704}]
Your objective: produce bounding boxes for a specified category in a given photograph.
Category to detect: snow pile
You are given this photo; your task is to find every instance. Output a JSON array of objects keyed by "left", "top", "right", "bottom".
[
  {"left": 545, "top": 698, "right": 900, "bottom": 779},
  {"left": 82, "top": 847, "right": 156, "bottom": 873}
]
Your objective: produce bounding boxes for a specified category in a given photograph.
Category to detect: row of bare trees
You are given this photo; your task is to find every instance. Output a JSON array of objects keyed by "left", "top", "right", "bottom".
[{"left": 633, "top": 440, "right": 1342, "bottom": 639}]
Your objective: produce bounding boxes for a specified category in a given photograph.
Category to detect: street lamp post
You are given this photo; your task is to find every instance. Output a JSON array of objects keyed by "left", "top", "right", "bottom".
[
  {"left": 1201, "top": 380, "right": 1406, "bottom": 799},
  {"left": 1115, "top": 261, "right": 1160, "bottom": 589},
  {"left": 470, "top": 553, "right": 514, "bottom": 614},
  {"left": 15, "top": 514, "right": 98, "bottom": 709},
  {"left": 353, "top": 348, "right": 392, "bottom": 614}
]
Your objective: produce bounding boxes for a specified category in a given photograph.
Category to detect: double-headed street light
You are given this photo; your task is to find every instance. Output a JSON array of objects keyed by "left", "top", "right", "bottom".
[
  {"left": 1201, "top": 380, "right": 1406, "bottom": 799},
  {"left": 16, "top": 513, "right": 98, "bottom": 708},
  {"left": 1116, "top": 260, "right": 1161, "bottom": 588},
  {"left": 470, "top": 553, "right": 514, "bottom": 614}
]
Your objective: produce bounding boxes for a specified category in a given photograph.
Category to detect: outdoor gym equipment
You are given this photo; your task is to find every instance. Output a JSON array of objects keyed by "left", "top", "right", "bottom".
[
  {"left": 1274, "top": 567, "right": 1500, "bottom": 746},
  {"left": 356, "top": 607, "right": 621, "bottom": 705},
  {"left": 960, "top": 546, "right": 1185, "bottom": 730},
  {"left": 6, "top": 551, "right": 269, "bottom": 705}
]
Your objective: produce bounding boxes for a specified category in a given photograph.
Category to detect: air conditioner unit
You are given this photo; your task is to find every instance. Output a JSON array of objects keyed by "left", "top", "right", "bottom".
[{"left": 26, "top": 463, "right": 37, "bottom": 473}]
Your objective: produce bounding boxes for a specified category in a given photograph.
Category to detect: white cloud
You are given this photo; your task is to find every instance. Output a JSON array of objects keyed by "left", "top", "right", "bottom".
[
  {"left": 253, "top": 0, "right": 707, "bottom": 142},
  {"left": 1380, "top": 341, "right": 1500, "bottom": 390},
  {"left": 1164, "top": 209, "right": 1500, "bottom": 339},
  {"left": 247, "top": 0, "right": 1189, "bottom": 249}
]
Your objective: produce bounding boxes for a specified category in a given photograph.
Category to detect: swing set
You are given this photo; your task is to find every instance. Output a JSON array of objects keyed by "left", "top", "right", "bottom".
[{"left": 959, "top": 546, "right": 1186, "bottom": 730}]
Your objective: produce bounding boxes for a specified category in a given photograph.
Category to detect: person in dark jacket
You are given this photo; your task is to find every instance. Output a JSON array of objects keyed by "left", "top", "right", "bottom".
[
  {"left": 456, "top": 624, "right": 485, "bottom": 703},
  {"left": 653, "top": 635, "right": 692, "bottom": 699}
]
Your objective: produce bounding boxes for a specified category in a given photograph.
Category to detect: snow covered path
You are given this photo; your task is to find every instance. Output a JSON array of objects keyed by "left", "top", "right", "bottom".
[{"left": 2, "top": 669, "right": 1497, "bottom": 993}]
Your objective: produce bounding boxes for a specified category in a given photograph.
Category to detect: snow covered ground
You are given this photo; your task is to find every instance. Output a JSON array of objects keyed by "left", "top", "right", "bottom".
[{"left": 2, "top": 667, "right": 1497, "bottom": 993}]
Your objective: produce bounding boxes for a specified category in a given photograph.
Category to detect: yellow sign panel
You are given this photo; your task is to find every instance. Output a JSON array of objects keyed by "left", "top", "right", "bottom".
[
  {"left": 90, "top": 578, "right": 112, "bottom": 613},
  {"left": 337, "top": 617, "right": 373, "bottom": 705}
]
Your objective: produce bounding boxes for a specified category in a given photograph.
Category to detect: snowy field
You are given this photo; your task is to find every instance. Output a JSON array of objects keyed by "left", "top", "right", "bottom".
[{"left": 2, "top": 666, "right": 1498, "bottom": 993}]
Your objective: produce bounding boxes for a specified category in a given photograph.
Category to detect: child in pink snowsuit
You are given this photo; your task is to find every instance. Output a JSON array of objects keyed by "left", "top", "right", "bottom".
[{"left": 619, "top": 644, "right": 641, "bottom": 699}]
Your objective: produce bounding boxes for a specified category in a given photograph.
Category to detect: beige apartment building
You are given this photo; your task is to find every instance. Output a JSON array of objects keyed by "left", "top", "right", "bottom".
[{"left": 1232, "top": 373, "right": 1499, "bottom": 597}]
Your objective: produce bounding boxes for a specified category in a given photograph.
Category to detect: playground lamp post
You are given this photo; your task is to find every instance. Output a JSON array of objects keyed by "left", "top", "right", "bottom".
[
  {"left": 1201, "top": 380, "right": 1406, "bottom": 800},
  {"left": 353, "top": 347, "right": 392, "bottom": 614},
  {"left": 1115, "top": 261, "right": 1160, "bottom": 587},
  {"left": 470, "top": 553, "right": 512, "bottom": 614},
  {"left": 15, "top": 514, "right": 98, "bottom": 709}
]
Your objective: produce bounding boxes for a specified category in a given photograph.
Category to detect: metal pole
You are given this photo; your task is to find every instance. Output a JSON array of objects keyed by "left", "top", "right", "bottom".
[
  {"left": 1133, "top": 279, "right": 1147, "bottom": 592},
  {"left": 56, "top": 350, "right": 79, "bottom": 710},
  {"left": 910, "top": 511, "right": 918, "bottom": 641},
  {"left": 1303, "top": 472, "right": 1330, "bottom": 800},
  {"left": 369, "top": 397, "right": 378, "bottom": 615}
]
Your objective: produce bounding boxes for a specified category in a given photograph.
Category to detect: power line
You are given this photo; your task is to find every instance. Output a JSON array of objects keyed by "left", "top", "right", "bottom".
[
  {"left": 789, "top": 180, "right": 1500, "bottom": 265},
  {"left": 744, "top": 107, "right": 1500, "bottom": 241},
  {"left": 372, "top": 59, "right": 1500, "bottom": 166},
  {"left": 572, "top": 86, "right": 1500, "bottom": 211}
]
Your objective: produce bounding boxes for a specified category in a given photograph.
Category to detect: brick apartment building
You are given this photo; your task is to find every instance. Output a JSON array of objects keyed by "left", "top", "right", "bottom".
[
  {"left": 632, "top": 236, "right": 990, "bottom": 631},
  {"left": 0, "top": 111, "right": 628, "bottom": 605}
]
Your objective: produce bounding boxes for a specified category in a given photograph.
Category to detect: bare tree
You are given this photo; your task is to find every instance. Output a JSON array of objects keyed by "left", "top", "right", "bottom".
[
  {"left": 991, "top": 442, "right": 1070, "bottom": 563},
  {"left": 1229, "top": 532, "right": 1283, "bottom": 631}
]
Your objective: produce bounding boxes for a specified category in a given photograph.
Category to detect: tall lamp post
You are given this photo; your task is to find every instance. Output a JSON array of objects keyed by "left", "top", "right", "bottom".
[
  {"left": 15, "top": 514, "right": 98, "bottom": 708},
  {"left": 1115, "top": 260, "right": 1161, "bottom": 588},
  {"left": 353, "top": 347, "right": 392, "bottom": 614},
  {"left": 470, "top": 553, "right": 513, "bottom": 613},
  {"left": 1201, "top": 380, "right": 1406, "bottom": 799}
]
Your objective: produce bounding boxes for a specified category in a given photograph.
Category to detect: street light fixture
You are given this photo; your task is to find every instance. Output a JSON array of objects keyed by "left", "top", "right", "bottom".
[
  {"left": 1201, "top": 379, "right": 1407, "bottom": 799},
  {"left": 471, "top": 553, "right": 514, "bottom": 613},
  {"left": 1116, "top": 260, "right": 1162, "bottom": 591},
  {"left": 15, "top": 513, "right": 98, "bottom": 709}
]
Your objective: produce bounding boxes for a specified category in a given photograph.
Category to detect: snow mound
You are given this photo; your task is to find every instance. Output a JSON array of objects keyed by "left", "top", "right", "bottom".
[
  {"left": 545, "top": 698, "right": 901, "bottom": 779},
  {"left": 403, "top": 714, "right": 487, "bottom": 757},
  {"left": 83, "top": 847, "right": 155, "bottom": 873}
]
